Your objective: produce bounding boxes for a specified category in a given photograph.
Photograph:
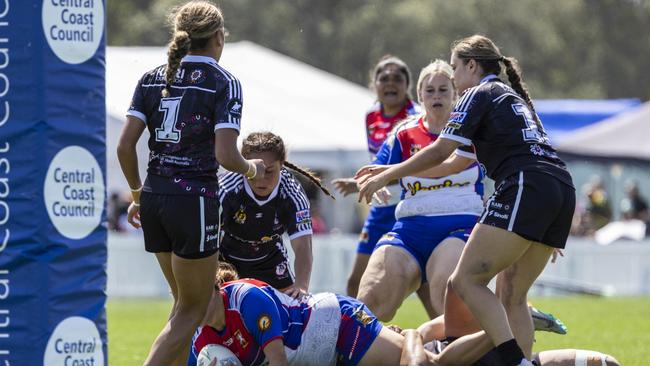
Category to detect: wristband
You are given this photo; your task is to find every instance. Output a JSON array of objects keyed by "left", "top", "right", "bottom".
[
  {"left": 129, "top": 185, "right": 143, "bottom": 192},
  {"left": 244, "top": 161, "right": 257, "bottom": 180},
  {"left": 131, "top": 202, "right": 140, "bottom": 207}
]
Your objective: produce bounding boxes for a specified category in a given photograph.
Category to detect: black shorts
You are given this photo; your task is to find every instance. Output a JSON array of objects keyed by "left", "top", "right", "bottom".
[
  {"left": 480, "top": 171, "right": 575, "bottom": 249},
  {"left": 220, "top": 245, "right": 294, "bottom": 289},
  {"left": 140, "top": 192, "right": 221, "bottom": 259}
]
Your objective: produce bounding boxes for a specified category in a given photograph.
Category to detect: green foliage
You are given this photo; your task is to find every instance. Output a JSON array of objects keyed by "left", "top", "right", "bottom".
[
  {"left": 107, "top": 0, "right": 650, "bottom": 99},
  {"left": 108, "top": 296, "right": 650, "bottom": 365}
]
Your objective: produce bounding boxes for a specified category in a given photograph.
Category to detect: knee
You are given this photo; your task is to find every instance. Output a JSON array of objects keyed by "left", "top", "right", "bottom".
[
  {"left": 449, "top": 273, "right": 468, "bottom": 299},
  {"left": 358, "top": 290, "right": 395, "bottom": 322}
]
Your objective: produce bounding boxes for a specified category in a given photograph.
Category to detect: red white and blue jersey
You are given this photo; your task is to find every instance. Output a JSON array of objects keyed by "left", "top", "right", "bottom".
[
  {"left": 127, "top": 55, "right": 243, "bottom": 197},
  {"left": 189, "top": 279, "right": 310, "bottom": 366},
  {"left": 188, "top": 280, "right": 383, "bottom": 366},
  {"left": 375, "top": 116, "right": 484, "bottom": 219},
  {"left": 365, "top": 99, "right": 421, "bottom": 158}
]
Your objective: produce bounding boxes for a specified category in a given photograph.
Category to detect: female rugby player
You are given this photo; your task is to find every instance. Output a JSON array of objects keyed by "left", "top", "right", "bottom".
[
  {"left": 187, "top": 263, "right": 494, "bottom": 366},
  {"left": 218, "top": 132, "right": 333, "bottom": 299},
  {"left": 357, "top": 35, "right": 575, "bottom": 366},
  {"left": 355, "top": 60, "right": 483, "bottom": 322},
  {"left": 332, "top": 55, "right": 434, "bottom": 317},
  {"left": 117, "top": 2, "right": 265, "bottom": 364}
]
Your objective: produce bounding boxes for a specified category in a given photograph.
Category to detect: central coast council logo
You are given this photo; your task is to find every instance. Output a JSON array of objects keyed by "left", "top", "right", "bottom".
[
  {"left": 44, "top": 146, "right": 105, "bottom": 240},
  {"left": 42, "top": 0, "right": 105, "bottom": 64}
]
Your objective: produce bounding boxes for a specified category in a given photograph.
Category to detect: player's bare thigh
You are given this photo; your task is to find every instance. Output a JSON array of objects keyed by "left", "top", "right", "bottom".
[{"left": 357, "top": 327, "right": 403, "bottom": 366}]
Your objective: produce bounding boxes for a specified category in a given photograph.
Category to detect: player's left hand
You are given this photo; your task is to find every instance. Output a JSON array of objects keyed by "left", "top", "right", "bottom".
[
  {"left": 127, "top": 202, "right": 141, "bottom": 229},
  {"left": 357, "top": 172, "right": 390, "bottom": 204},
  {"left": 283, "top": 284, "right": 308, "bottom": 300}
]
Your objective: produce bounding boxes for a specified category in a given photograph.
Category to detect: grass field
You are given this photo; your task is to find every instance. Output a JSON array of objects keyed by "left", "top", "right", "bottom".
[{"left": 108, "top": 296, "right": 650, "bottom": 365}]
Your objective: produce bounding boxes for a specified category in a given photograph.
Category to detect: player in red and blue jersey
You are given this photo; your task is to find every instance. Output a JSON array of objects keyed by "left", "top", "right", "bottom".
[
  {"left": 117, "top": 3, "right": 265, "bottom": 365},
  {"left": 188, "top": 263, "right": 404, "bottom": 366},
  {"left": 332, "top": 56, "right": 426, "bottom": 308},
  {"left": 355, "top": 61, "right": 483, "bottom": 323}
]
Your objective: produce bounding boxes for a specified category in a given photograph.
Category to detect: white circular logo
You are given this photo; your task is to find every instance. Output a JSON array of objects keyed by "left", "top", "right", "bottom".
[
  {"left": 44, "top": 146, "right": 105, "bottom": 239},
  {"left": 44, "top": 316, "right": 104, "bottom": 366},
  {"left": 42, "top": 0, "right": 105, "bottom": 64}
]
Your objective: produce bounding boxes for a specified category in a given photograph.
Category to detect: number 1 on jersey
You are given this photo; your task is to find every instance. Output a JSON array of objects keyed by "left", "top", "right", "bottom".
[
  {"left": 512, "top": 103, "right": 544, "bottom": 143},
  {"left": 156, "top": 97, "right": 182, "bottom": 143}
]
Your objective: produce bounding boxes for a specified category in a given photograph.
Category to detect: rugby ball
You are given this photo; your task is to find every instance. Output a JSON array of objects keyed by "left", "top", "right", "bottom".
[{"left": 197, "top": 344, "right": 243, "bottom": 366}]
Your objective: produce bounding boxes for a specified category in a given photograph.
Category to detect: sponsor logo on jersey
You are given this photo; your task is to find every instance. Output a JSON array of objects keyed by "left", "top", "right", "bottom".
[
  {"left": 446, "top": 122, "right": 462, "bottom": 130},
  {"left": 234, "top": 206, "right": 246, "bottom": 224},
  {"left": 353, "top": 307, "right": 374, "bottom": 327},
  {"left": 405, "top": 180, "right": 471, "bottom": 196},
  {"left": 189, "top": 69, "right": 206, "bottom": 84},
  {"left": 227, "top": 99, "right": 243, "bottom": 119},
  {"left": 410, "top": 144, "right": 422, "bottom": 155},
  {"left": 449, "top": 111, "right": 467, "bottom": 123},
  {"left": 275, "top": 262, "right": 287, "bottom": 276},
  {"left": 260, "top": 236, "right": 273, "bottom": 243},
  {"left": 295, "top": 209, "right": 311, "bottom": 224},
  {"left": 234, "top": 330, "right": 248, "bottom": 348},
  {"left": 257, "top": 314, "right": 272, "bottom": 332}
]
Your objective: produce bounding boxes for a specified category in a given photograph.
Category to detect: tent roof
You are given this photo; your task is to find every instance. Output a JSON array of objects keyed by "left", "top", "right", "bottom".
[
  {"left": 557, "top": 101, "right": 650, "bottom": 161},
  {"left": 106, "top": 42, "right": 373, "bottom": 152}
]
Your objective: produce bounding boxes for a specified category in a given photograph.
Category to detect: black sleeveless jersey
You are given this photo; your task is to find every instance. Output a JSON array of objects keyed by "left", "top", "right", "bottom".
[
  {"left": 218, "top": 169, "right": 312, "bottom": 259},
  {"left": 440, "top": 75, "right": 572, "bottom": 187},
  {"left": 127, "top": 55, "right": 243, "bottom": 197}
]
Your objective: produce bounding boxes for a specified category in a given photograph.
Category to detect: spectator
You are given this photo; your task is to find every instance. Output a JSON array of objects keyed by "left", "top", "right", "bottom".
[
  {"left": 621, "top": 181, "right": 649, "bottom": 222},
  {"left": 583, "top": 178, "right": 612, "bottom": 234}
]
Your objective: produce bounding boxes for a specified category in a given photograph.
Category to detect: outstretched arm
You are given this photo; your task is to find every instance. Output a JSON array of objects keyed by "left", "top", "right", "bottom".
[
  {"left": 400, "top": 330, "right": 430, "bottom": 366},
  {"left": 357, "top": 138, "right": 460, "bottom": 204},
  {"left": 433, "top": 331, "right": 493, "bottom": 366}
]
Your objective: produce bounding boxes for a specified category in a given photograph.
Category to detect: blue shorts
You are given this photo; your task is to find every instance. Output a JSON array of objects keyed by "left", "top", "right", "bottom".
[
  {"left": 357, "top": 205, "right": 396, "bottom": 255},
  {"left": 375, "top": 215, "right": 478, "bottom": 282},
  {"left": 335, "top": 295, "right": 383, "bottom": 366}
]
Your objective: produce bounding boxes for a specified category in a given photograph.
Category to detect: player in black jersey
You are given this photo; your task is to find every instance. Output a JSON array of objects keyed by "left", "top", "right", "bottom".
[
  {"left": 357, "top": 35, "right": 575, "bottom": 366},
  {"left": 219, "top": 132, "right": 334, "bottom": 299},
  {"left": 116, "top": 2, "right": 265, "bottom": 365}
]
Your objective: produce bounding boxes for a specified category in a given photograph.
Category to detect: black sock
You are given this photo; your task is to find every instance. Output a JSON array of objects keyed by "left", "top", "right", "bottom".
[{"left": 495, "top": 339, "right": 525, "bottom": 366}]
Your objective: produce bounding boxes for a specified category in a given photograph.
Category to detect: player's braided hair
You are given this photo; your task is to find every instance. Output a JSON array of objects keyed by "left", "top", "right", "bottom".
[
  {"left": 241, "top": 132, "right": 335, "bottom": 200},
  {"left": 452, "top": 34, "right": 542, "bottom": 127},
  {"left": 162, "top": 1, "right": 225, "bottom": 97}
]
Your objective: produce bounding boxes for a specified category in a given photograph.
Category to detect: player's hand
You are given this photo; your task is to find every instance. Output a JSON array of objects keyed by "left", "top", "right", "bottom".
[
  {"left": 127, "top": 202, "right": 141, "bottom": 229},
  {"left": 331, "top": 177, "right": 359, "bottom": 197},
  {"left": 283, "top": 284, "right": 308, "bottom": 300},
  {"left": 551, "top": 249, "right": 564, "bottom": 263},
  {"left": 354, "top": 164, "right": 389, "bottom": 180},
  {"left": 357, "top": 172, "right": 390, "bottom": 204},
  {"left": 372, "top": 186, "right": 392, "bottom": 205},
  {"left": 248, "top": 159, "right": 267, "bottom": 181}
]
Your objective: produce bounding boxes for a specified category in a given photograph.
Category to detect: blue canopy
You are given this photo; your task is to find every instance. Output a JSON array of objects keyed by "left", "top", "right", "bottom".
[{"left": 536, "top": 99, "right": 641, "bottom": 143}]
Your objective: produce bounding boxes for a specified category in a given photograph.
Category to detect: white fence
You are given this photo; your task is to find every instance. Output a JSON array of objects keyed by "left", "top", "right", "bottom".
[{"left": 107, "top": 233, "right": 650, "bottom": 298}]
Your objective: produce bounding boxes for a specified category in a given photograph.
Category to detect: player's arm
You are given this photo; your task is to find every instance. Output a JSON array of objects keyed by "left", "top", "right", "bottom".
[
  {"left": 215, "top": 129, "right": 264, "bottom": 179},
  {"left": 263, "top": 338, "right": 289, "bottom": 366},
  {"left": 117, "top": 115, "right": 146, "bottom": 192},
  {"left": 239, "top": 288, "right": 287, "bottom": 365},
  {"left": 287, "top": 234, "right": 312, "bottom": 298},
  {"left": 414, "top": 153, "right": 475, "bottom": 179},
  {"left": 432, "top": 330, "right": 493, "bottom": 366},
  {"left": 400, "top": 330, "right": 431, "bottom": 366},
  {"left": 416, "top": 316, "right": 446, "bottom": 343}
]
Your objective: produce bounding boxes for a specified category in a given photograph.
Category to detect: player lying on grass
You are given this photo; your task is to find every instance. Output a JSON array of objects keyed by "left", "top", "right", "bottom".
[
  {"left": 188, "top": 264, "right": 571, "bottom": 366},
  {"left": 188, "top": 263, "right": 502, "bottom": 366},
  {"left": 399, "top": 313, "right": 619, "bottom": 366}
]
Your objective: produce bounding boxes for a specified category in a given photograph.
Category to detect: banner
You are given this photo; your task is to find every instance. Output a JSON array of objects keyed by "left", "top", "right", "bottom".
[{"left": 0, "top": 0, "right": 107, "bottom": 365}]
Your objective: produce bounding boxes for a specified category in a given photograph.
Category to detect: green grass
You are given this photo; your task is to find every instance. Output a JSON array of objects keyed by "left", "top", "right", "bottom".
[{"left": 108, "top": 296, "right": 650, "bottom": 365}]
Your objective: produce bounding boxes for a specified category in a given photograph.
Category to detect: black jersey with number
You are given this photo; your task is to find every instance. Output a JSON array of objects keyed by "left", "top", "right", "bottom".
[
  {"left": 440, "top": 75, "right": 572, "bottom": 187},
  {"left": 218, "top": 169, "right": 312, "bottom": 260},
  {"left": 127, "top": 55, "right": 243, "bottom": 197}
]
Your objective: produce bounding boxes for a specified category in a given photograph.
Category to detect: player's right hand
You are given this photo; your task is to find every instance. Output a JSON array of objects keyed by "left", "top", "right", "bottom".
[{"left": 354, "top": 164, "right": 389, "bottom": 180}]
